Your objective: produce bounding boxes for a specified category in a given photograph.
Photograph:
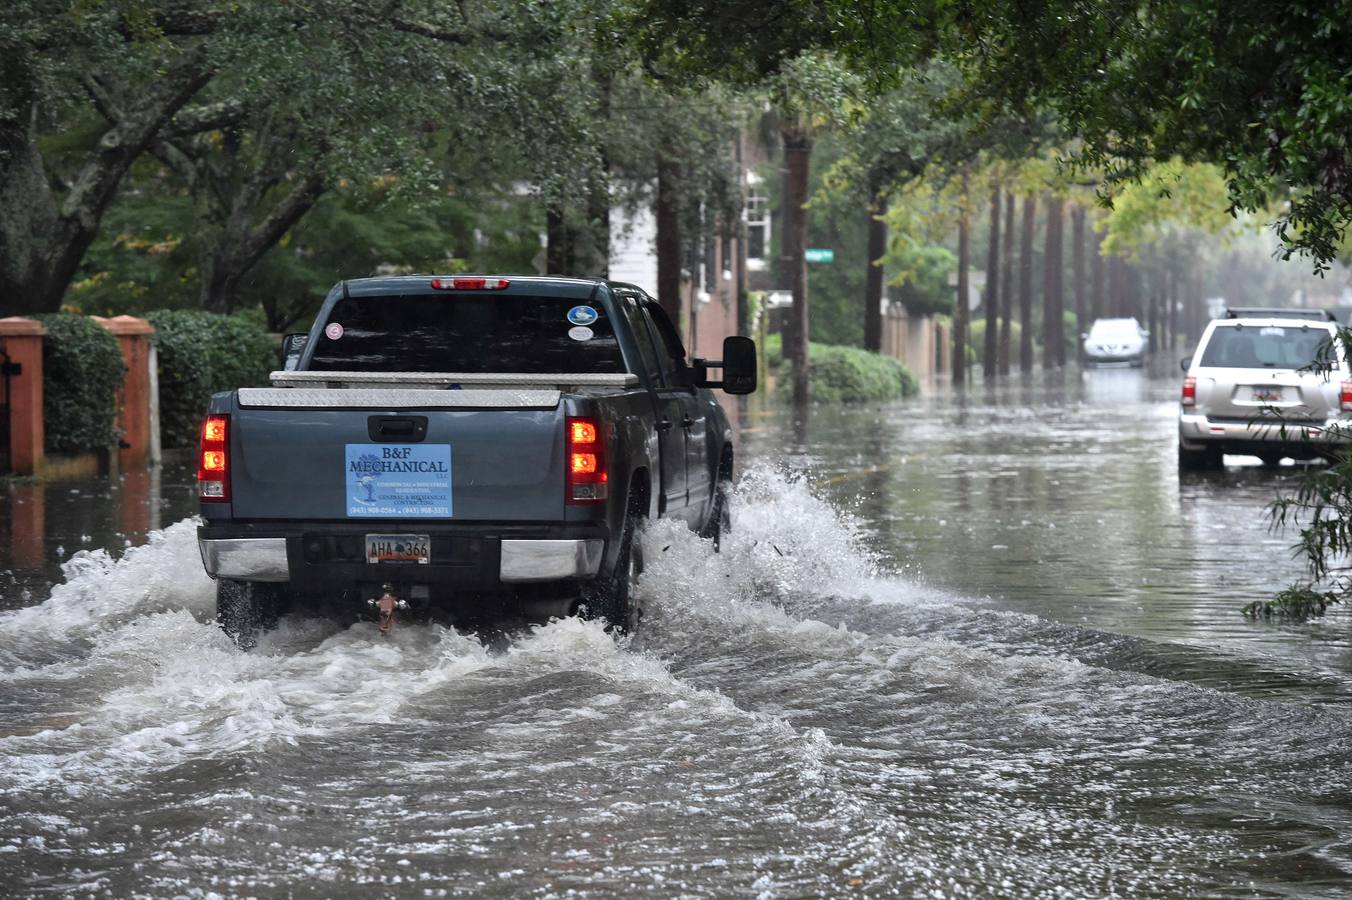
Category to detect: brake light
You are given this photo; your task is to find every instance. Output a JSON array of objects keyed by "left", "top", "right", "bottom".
[
  {"left": 1181, "top": 377, "right": 1196, "bottom": 407},
  {"left": 198, "top": 414, "right": 230, "bottom": 501},
  {"left": 566, "top": 415, "right": 607, "bottom": 504},
  {"left": 430, "top": 277, "right": 509, "bottom": 291},
  {"left": 1341, "top": 382, "right": 1352, "bottom": 412}
]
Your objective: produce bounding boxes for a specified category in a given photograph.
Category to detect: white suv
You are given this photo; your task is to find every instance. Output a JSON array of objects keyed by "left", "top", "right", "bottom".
[{"left": 1178, "top": 308, "right": 1351, "bottom": 469}]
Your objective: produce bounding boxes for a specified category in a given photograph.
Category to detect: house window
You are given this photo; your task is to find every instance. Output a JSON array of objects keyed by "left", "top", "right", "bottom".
[{"left": 745, "top": 186, "right": 769, "bottom": 266}]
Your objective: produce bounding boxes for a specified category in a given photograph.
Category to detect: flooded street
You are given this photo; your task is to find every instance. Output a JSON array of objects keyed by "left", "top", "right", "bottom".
[{"left": 3, "top": 367, "right": 1352, "bottom": 896}]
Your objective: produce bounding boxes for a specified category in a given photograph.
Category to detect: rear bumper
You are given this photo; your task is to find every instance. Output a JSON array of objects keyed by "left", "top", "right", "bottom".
[
  {"left": 197, "top": 523, "right": 608, "bottom": 588},
  {"left": 1178, "top": 412, "right": 1352, "bottom": 450}
]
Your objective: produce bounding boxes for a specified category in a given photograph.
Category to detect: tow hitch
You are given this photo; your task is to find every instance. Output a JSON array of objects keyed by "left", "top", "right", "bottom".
[{"left": 367, "top": 584, "right": 410, "bottom": 635}]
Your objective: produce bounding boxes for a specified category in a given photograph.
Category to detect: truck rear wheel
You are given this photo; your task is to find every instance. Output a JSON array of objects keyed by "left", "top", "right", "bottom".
[
  {"left": 216, "top": 580, "right": 288, "bottom": 650},
  {"left": 584, "top": 513, "right": 644, "bottom": 634}
]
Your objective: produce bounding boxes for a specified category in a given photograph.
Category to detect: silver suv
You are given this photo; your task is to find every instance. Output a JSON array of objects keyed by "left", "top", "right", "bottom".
[{"left": 1178, "top": 308, "right": 1352, "bottom": 469}]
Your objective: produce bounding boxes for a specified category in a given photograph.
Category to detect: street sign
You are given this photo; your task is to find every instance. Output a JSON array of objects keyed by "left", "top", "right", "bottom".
[{"left": 805, "top": 248, "right": 834, "bottom": 263}]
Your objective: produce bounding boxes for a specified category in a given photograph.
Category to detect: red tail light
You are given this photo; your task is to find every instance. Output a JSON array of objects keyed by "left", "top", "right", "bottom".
[
  {"left": 430, "top": 277, "right": 509, "bottom": 291},
  {"left": 198, "top": 414, "right": 230, "bottom": 502},
  {"left": 1181, "top": 377, "right": 1196, "bottom": 407},
  {"left": 566, "top": 415, "right": 607, "bottom": 504},
  {"left": 1341, "top": 381, "right": 1352, "bottom": 412}
]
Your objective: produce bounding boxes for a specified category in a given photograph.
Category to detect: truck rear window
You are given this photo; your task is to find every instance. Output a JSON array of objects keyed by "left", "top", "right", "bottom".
[
  {"left": 308, "top": 294, "right": 625, "bottom": 373},
  {"left": 1198, "top": 324, "right": 1336, "bottom": 370}
]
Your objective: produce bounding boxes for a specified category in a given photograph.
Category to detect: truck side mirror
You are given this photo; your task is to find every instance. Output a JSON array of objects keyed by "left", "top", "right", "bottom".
[
  {"left": 281, "top": 333, "right": 310, "bottom": 371},
  {"left": 692, "top": 336, "right": 758, "bottom": 395}
]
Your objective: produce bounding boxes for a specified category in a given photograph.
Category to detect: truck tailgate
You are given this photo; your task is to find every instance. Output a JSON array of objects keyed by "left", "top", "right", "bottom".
[{"left": 228, "top": 393, "right": 565, "bottom": 522}]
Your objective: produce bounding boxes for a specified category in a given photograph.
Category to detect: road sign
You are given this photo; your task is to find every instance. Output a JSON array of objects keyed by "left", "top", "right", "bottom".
[{"left": 805, "top": 248, "right": 834, "bottom": 263}]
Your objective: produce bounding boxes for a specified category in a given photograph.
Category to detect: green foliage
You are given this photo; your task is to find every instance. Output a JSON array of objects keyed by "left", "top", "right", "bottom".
[
  {"left": 764, "top": 332, "right": 783, "bottom": 369},
  {"left": 892, "top": 245, "right": 956, "bottom": 317},
  {"left": 1268, "top": 417, "right": 1352, "bottom": 618},
  {"left": 1242, "top": 586, "right": 1341, "bottom": 622},
  {"left": 34, "top": 315, "right": 124, "bottom": 454},
  {"left": 147, "top": 310, "right": 277, "bottom": 449},
  {"left": 776, "top": 342, "right": 917, "bottom": 405},
  {"left": 967, "top": 319, "right": 1021, "bottom": 360},
  {"left": 942, "top": 1, "right": 1352, "bottom": 268},
  {"left": 801, "top": 138, "right": 867, "bottom": 346}
]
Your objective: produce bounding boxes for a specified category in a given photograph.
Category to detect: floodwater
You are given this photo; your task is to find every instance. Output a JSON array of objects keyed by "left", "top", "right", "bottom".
[{"left": 2, "top": 366, "right": 1351, "bottom": 897}]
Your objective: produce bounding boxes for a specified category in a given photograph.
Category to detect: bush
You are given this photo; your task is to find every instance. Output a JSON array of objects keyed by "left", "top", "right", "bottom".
[
  {"left": 966, "top": 319, "right": 1023, "bottom": 366},
  {"left": 35, "top": 314, "right": 126, "bottom": 454},
  {"left": 147, "top": 310, "right": 278, "bottom": 448},
  {"left": 777, "top": 342, "right": 918, "bottom": 404}
]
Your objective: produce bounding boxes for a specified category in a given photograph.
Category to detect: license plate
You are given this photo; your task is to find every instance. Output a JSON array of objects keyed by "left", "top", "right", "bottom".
[
  {"left": 365, "top": 534, "right": 430, "bottom": 564},
  {"left": 1251, "top": 387, "right": 1284, "bottom": 402}
]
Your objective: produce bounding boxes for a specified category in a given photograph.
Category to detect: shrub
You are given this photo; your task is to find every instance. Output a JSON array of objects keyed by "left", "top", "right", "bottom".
[
  {"left": 147, "top": 310, "right": 278, "bottom": 448},
  {"left": 35, "top": 314, "right": 126, "bottom": 454},
  {"left": 966, "top": 319, "right": 1024, "bottom": 366},
  {"left": 777, "top": 342, "right": 918, "bottom": 404}
]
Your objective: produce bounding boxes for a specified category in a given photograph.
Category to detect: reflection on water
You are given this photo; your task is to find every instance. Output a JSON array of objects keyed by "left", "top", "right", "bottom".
[
  {"left": 741, "top": 364, "right": 1352, "bottom": 702},
  {"left": 1, "top": 459, "right": 197, "bottom": 611}
]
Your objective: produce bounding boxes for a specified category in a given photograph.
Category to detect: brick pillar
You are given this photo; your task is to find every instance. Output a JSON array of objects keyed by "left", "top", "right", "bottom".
[
  {"left": 0, "top": 317, "right": 47, "bottom": 476},
  {"left": 93, "top": 315, "right": 156, "bottom": 470}
]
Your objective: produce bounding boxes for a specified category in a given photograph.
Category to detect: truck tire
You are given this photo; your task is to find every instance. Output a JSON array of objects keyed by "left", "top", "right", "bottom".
[
  {"left": 216, "top": 579, "right": 287, "bottom": 650},
  {"left": 584, "top": 512, "right": 644, "bottom": 634},
  {"left": 1178, "top": 443, "right": 1222, "bottom": 471}
]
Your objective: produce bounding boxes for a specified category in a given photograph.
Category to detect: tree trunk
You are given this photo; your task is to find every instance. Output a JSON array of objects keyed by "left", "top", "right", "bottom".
[
  {"left": 1071, "top": 205, "right": 1086, "bottom": 336},
  {"left": 1018, "top": 194, "right": 1037, "bottom": 373},
  {"left": 953, "top": 170, "right": 970, "bottom": 386},
  {"left": 1148, "top": 290, "right": 1160, "bottom": 353},
  {"left": 1042, "top": 193, "right": 1064, "bottom": 369},
  {"left": 584, "top": 66, "right": 611, "bottom": 278},
  {"left": 734, "top": 133, "right": 750, "bottom": 337},
  {"left": 1107, "top": 254, "right": 1121, "bottom": 317},
  {"left": 1166, "top": 269, "right": 1177, "bottom": 351},
  {"left": 0, "top": 111, "right": 59, "bottom": 314},
  {"left": 546, "top": 206, "right": 569, "bottom": 275},
  {"left": 782, "top": 127, "right": 813, "bottom": 408},
  {"left": 655, "top": 153, "right": 682, "bottom": 325},
  {"left": 999, "top": 191, "right": 1015, "bottom": 375},
  {"left": 199, "top": 173, "right": 324, "bottom": 313},
  {"left": 1090, "top": 223, "right": 1105, "bottom": 321},
  {"left": 0, "top": 52, "right": 210, "bottom": 313},
  {"left": 983, "top": 182, "right": 1001, "bottom": 378},
  {"left": 1038, "top": 193, "right": 1059, "bottom": 367},
  {"left": 863, "top": 193, "right": 887, "bottom": 353}
]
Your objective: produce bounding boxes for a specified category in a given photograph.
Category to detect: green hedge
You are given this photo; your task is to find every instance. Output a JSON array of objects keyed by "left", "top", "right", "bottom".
[
  {"left": 36, "top": 314, "right": 125, "bottom": 454},
  {"left": 776, "top": 341, "right": 918, "bottom": 404},
  {"left": 147, "top": 310, "right": 278, "bottom": 449},
  {"left": 966, "top": 319, "right": 1024, "bottom": 365}
]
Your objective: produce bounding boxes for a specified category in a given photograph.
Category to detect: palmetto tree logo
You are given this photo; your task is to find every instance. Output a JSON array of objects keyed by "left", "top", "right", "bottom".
[{"left": 353, "top": 452, "right": 382, "bottom": 502}]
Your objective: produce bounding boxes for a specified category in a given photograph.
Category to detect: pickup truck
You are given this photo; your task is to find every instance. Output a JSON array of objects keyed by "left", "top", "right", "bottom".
[{"left": 195, "top": 275, "right": 756, "bottom": 647}]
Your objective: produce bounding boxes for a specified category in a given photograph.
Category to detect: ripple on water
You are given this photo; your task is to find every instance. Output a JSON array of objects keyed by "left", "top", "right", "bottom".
[{"left": 0, "top": 466, "right": 1350, "bottom": 896}]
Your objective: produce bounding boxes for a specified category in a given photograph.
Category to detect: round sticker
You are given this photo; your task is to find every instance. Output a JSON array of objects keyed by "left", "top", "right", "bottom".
[
  {"left": 324, "top": 322, "right": 344, "bottom": 340},
  {"left": 568, "top": 326, "right": 594, "bottom": 342},
  {"left": 567, "top": 305, "right": 599, "bottom": 326}
]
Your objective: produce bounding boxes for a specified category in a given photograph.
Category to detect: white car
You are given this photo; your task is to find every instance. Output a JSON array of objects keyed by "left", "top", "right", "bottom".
[
  {"left": 1082, "top": 318, "right": 1148, "bottom": 366},
  {"left": 1178, "top": 308, "right": 1350, "bottom": 468}
]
